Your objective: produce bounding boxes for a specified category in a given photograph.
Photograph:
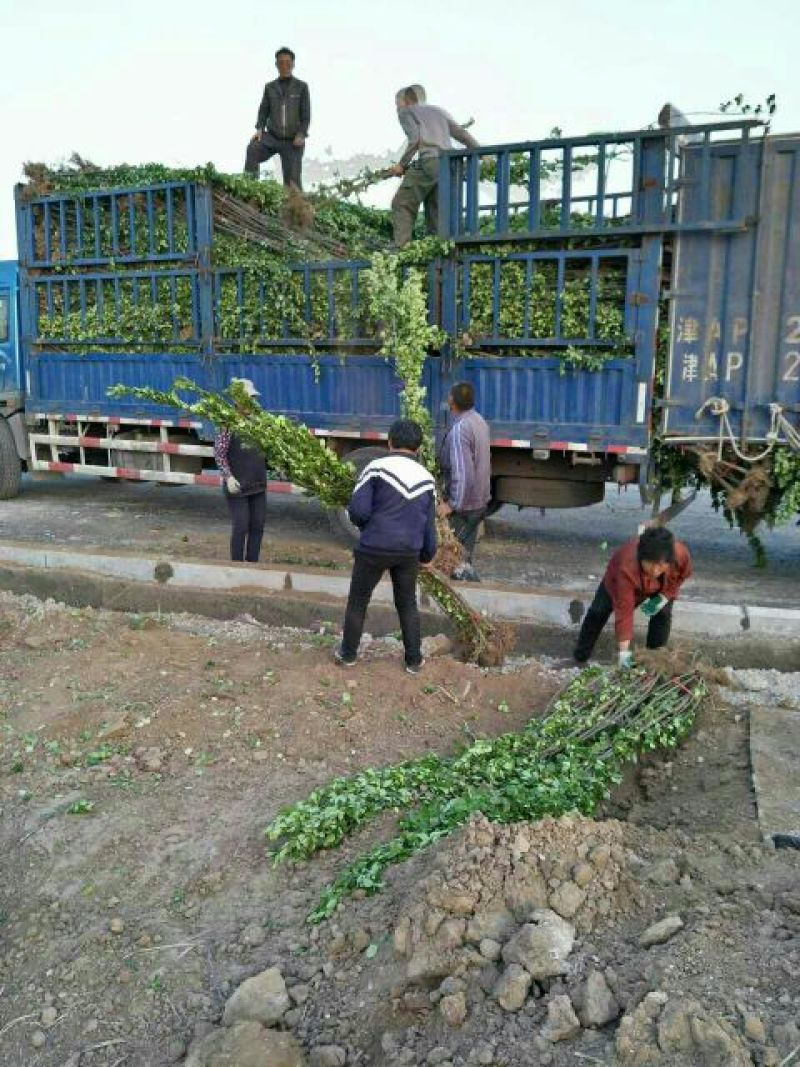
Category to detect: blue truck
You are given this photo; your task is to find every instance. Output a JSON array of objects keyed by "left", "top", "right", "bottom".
[{"left": 1, "top": 119, "right": 798, "bottom": 517}]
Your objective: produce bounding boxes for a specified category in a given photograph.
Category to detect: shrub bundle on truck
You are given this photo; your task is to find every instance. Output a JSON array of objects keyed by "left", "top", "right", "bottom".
[{"left": 1, "top": 121, "right": 798, "bottom": 536}]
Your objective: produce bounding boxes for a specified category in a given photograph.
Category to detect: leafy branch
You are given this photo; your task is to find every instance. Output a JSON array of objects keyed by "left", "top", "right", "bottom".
[{"left": 719, "top": 93, "right": 777, "bottom": 118}]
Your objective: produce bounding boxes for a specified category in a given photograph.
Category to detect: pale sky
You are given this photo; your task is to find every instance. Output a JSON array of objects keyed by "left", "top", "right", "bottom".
[{"left": 1, "top": 0, "right": 796, "bottom": 257}]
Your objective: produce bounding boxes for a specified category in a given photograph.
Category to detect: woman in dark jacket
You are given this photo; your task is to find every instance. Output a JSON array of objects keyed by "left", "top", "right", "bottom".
[{"left": 213, "top": 379, "right": 268, "bottom": 563}]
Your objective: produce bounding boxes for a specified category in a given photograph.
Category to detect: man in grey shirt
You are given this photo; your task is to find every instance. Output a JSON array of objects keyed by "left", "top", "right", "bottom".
[
  {"left": 389, "top": 86, "right": 479, "bottom": 246},
  {"left": 438, "top": 381, "right": 492, "bottom": 581}
]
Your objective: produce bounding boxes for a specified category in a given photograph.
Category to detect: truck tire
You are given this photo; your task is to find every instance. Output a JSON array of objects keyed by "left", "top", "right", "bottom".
[
  {"left": 328, "top": 446, "right": 389, "bottom": 545},
  {"left": 0, "top": 417, "right": 22, "bottom": 499}
]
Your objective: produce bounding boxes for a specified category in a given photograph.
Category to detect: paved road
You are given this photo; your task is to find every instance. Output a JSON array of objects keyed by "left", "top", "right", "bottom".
[{"left": 1, "top": 474, "right": 798, "bottom": 608}]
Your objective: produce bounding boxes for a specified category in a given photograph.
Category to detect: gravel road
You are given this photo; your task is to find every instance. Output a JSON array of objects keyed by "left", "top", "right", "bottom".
[{"left": 1, "top": 474, "right": 798, "bottom": 608}]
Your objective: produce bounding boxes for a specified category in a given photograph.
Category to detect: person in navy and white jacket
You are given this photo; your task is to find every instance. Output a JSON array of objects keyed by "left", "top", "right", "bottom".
[{"left": 335, "top": 418, "right": 437, "bottom": 675}]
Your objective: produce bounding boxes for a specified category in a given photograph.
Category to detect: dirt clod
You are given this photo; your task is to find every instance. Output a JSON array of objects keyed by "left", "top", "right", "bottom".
[
  {"left": 493, "top": 964, "right": 531, "bottom": 1012},
  {"left": 185, "top": 1022, "right": 307, "bottom": 1067},
  {"left": 542, "top": 995, "right": 582, "bottom": 1043},
  {"left": 221, "top": 967, "right": 290, "bottom": 1027},
  {"left": 638, "top": 913, "right": 684, "bottom": 947}
]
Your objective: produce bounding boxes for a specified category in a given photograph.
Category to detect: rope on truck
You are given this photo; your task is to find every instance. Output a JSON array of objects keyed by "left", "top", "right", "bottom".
[{"left": 695, "top": 396, "right": 800, "bottom": 460}]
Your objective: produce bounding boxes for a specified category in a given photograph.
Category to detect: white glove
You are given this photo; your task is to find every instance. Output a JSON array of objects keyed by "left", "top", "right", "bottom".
[
  {"left": 226, "top": 475, "right": 241, "bottom": 494},
  {"left": 618, "top": 648, "right": 635, "bottom": 669}
]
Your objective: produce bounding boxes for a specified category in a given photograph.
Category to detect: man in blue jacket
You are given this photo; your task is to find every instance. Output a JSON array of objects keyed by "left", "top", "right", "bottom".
[{"left": 335, "top": 419, "right": 437, "bottom": 674}]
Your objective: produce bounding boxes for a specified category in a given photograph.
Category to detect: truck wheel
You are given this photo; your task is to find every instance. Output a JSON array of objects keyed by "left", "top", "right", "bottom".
[
  {"left": 0, "top": 417, "right": 22, "bottom": 499},
  {"left": 327, "top": 446, "right": 389, "bottom": 546}
]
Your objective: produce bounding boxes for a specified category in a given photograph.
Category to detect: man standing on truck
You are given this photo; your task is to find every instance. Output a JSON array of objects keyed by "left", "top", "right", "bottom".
[
  {"left": 389, "top": 86, "right": 479, "bottom": 246},
  {"left": 244, "top": 46, "right": 311, "bottom": 189},
  {"left": 335, "top": 418, "right": 437, "bottom": 675},
  {"left": 213, "top": 379, "right": 268, "bottom": 564},
  {"left": 437, "top": 381, "right": 491, "bottom": 582},
  {"left": 573, "top": 527, "right": 693, "bottom": 667}
]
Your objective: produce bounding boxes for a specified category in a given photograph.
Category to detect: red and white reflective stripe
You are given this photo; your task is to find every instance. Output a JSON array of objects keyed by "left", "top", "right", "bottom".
[
  {"left": 492, "top": 437, "right": 647, "bottom": 456},
  {"left": 33, "top": 459, "right": 304, "bottom": 494},
  {"left": 549, "top": 440, "right": 588, "bottom": 452},
  {"left": 29, "top": 433, "right": 213, "bottom": 458},
  {"left": 312, "top": 428, "right": 389, "bottom": 441},
  {"left": 490, "top": 437, "right": 533, "bottom": 448},
  {"left": 34, "top": 412, "right": 647, "bottom": 458},
  {"left": 608, "top": 445, "right": 648, "bottom": 456},
  {"left": 34, "top": 413, "right": 202, "bottom": 429},
  {"left": 34, "top": 460, "right": 217, "bottom": 484}
]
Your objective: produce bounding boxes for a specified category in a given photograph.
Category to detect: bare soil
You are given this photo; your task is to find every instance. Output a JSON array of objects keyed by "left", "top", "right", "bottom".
[
  {"left": 0, "top": 591, "right": 798, "bottom": 1067},
  {"left": 0, "top": 592, "right": 560, "bottom": 1065}
]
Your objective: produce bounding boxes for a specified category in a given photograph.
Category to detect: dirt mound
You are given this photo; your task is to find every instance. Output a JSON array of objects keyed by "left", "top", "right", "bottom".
[{"left": 392, "top": 813, "right": 633, "bottom": 988}]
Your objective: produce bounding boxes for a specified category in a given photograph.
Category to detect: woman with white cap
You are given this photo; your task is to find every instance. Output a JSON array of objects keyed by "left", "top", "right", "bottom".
[{"left": 213, "top": 379, "right": 268, "bottom": 563}]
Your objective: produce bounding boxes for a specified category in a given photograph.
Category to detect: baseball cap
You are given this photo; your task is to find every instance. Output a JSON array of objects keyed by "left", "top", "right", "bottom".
[{"left": 231, "top": 377, "right": 260, "bottom": 397}]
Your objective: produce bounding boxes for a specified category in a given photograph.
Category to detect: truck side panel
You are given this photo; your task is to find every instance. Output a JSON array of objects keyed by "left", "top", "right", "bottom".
[
  {"left": 26, "top": 345, "right": 651, "bottom": 455},
  {"left": 26, "top": 350, "right": 435, "bottom": 439},
  {"left": 214, "top": 354, "right": 438, "bottom": 435},
  {"left": 745, "top": 136, "right": 800, "bottom": 438},
  {"left": 664, "top": 135, "right": 800, "bottom": 441},
  {"left": 26, "top": 351, "right": 214, "bottom": 423},
  {"left": 446, "top": 356, "right": 646, "bottom": 452}
]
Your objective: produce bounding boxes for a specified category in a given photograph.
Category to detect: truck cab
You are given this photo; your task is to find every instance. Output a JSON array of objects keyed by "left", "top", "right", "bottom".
[
  {"left": 0, "top": 259, "right": 24, "bottom": 498},
  {"left": 0, "top": 260, "right": 21, "bottom": 401}
]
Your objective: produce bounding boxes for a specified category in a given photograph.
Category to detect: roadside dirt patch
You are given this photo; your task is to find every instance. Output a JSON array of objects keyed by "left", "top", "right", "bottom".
[
  {"left": 0, "top": 591, "right": 562, "bottom": 1066},
  {"left": 0, "top": 591, "right": 798, "bottom": 1067}
]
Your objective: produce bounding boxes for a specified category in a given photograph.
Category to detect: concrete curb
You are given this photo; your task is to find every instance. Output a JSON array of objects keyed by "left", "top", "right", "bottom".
[
  {"left": 750, "top": 704, "right": 800, "bottom": 846},
  {"left": 1, "top": 541, "right": 798, "bottom": 639}
]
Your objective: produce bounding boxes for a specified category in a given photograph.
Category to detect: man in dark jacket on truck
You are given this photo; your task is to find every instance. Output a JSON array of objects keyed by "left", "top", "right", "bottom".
[
  {"left": 244, "top": 46, "right": 311, "bottom": 189},
  {"left": 389, "top": 85, "right": 479, "bottom": 246},
  {"left": 335, "top": 419, "right": 437, "bottom": 675},
  {"left": 573, "top": 526, "right": 693, "bottom": 667},
  {"left": 438, "top": 381, "right": 491, "bottom": 581}
]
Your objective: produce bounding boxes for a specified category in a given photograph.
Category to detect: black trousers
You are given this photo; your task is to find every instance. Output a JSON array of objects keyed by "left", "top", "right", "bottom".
[
  {"left": 574, "top": 582, "right": 673, "bottom": 660},
  {"left": 225, "top": 491, "right": 266, "bottom": 563},
  {"left": 244, "top": 133, "right": 304, "bottom": 188},
  {"left": 341, "top": 550, "right": 421, "bottom": 666},
  {"left": 450, "top": 507, "right": 486, "bottom": 563}
]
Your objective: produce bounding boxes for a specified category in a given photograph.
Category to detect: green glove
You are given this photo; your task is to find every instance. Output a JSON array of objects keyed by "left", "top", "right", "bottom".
[
  {"left": 618, "top": 649, "right": 635, "bottom": 669},
  {"left": 640, "top": 594, "right": 669, "bottom": 618}
]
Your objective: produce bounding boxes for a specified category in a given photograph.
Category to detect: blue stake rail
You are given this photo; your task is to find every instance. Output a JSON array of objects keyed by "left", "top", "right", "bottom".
[
  {"left": 10, "top": 119, "right": 798, "bottom": 469},
  {"left": 18, "top": 182, "right": 199, "bottom": 268},
  {"left": 438, "top": 120, "right": 763, "bottom": 242}
]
